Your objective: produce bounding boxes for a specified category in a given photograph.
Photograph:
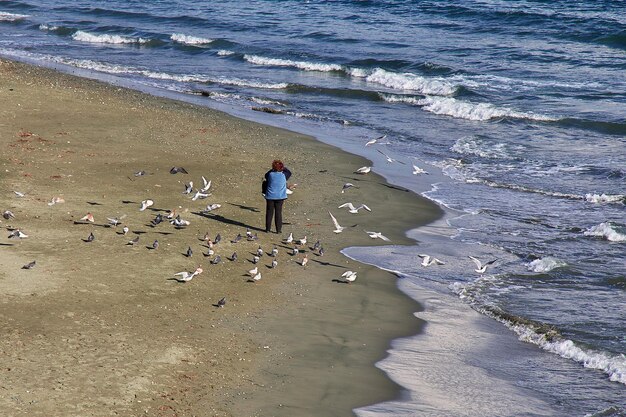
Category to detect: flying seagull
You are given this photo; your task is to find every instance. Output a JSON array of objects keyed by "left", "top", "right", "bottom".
[
  {"left": 200, "top": 176, "right": 212, "bottom": 193},
  {"left": 418, "top": 254, "right": 445, "bottom": 267},
  {"left": 139, "top": 199, "right": 154, "bottom": 211},
  {"left": 377, "top": 149, "right": 406, "bottom": 165},
  {"left": 329, "top": 211, "right": 344, "bottom": 233},
  {"left": 170, "top": 166, "right": 188, "bottom": 174},
  {"left": 339, "top": 203, "right": 371, "bottom": 214},
  {"left": 412, "top": 164, "right": 429, "bottom": 175},
  {"left": 341, "top": 183, "right": 356, "bottom": 193},
  {"left": 365, "top": 231, "right": 390, "bottom": 241},
  {"left": 469, "top": 256, "right": 498, "bottom": 274},
  {"left": 365, "top": 134, "right": 388, "bottom": 147}
]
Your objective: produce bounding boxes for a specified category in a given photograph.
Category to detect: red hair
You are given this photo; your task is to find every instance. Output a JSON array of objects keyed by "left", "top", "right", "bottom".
[{"left": 272, "top": 159, "right": 284, "bottom": 172}]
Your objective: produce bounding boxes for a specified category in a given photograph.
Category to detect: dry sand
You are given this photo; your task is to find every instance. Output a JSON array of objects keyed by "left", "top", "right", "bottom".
[{"left": 0, "top": 59, "right": 442, "bottom": 417}]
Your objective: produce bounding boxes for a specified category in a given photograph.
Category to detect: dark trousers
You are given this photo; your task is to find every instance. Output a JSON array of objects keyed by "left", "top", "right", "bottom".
[{"left": 265, "top": 199, "right": 285, "bottom": 233}]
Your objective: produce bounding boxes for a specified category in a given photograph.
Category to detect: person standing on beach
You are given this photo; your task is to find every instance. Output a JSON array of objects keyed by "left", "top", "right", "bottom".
[{"left": 263, "top": 159, "right": 292, "bottom": 233}]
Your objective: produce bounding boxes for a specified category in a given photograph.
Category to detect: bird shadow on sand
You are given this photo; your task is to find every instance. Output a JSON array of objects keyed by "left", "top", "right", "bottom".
[
  {"left": 0, "top": 243, "right": 15, "bottom": 246},
  {"left": 331, "top": 279, "right": 350, "bottom": 284},
  {"left": 86, "top": 201, "right": 103, "bottom": 206},
  {"left": 227, "top": 202, "right": 261, "bottom": 213},
  {"left": 192, "top": 211, "right": 265, "bottom": 232},
  {"left": 379, "top": 183, "right": 410, "bottom": 192},
  {"left": 311, "top": 259, "right": 343, "bottom": 268}
]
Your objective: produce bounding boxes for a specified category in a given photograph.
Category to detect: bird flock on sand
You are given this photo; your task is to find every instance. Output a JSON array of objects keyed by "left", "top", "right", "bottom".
[{"left": 4, "top": 134, "right": 495, "bottom": 306}]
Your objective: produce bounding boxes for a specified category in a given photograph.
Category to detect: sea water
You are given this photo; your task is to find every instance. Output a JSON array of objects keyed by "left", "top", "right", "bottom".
[{"left": 0, "top": 1, "right": 624, "bottom": 415}]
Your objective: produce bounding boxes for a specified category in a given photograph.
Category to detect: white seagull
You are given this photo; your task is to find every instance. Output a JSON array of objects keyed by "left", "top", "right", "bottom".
[
  {"left": 329, "top": 211, "right": 344, "bottom": 233},
  {"left": 203, "top": 203, "right": 221, "bottom": 213},
  {"left": 354, "top": 166, "right": 371, "bottom": 174},
  {"left": 365, "top": 134, "right": 388, "bottom": 147},
  {"left": 377, "top": 149, "right": 406, "bottom": 165},
  {"left": 79, "top": 212, "right": 95, "bottom": 223},
  {"left": 13, "top": 191, "right": 25, "bottom": 198},
  {"left": 191, "top": 190, "right": 209, "bottom": 201},
  {"left": 341, "top": 270, "right": 357, "bottom": 284},
  {"left": 200, "top": 176, "right": 212, "bottom": 193},
  {"left": 339, "top": 202, "right": 371, "bottom": 214},
  {"left": 365, "top": 231, "right": 390, "bottom": 241},
  {"left": 183, "top": 181, "right": 194, "bottom": 195},
  {"left": 412, "top": 164, "right": 429, "bottom": 175},
  {"left": 251, "top": 272, "right": 262, "bottom": 282},
  {"left": 107, "top": 215, "right": 126, "bottom": 227},
  {"left": 139, "top": 199, "right": 154, "bottom": 211},
  {"left": 284, "top": 232, "right": 294, "bottom": 243},
  {"left": 469, "top": 256, "right": 498, "bottom": 274},
  {"left": 172, "top": 267, "right": 203, "bottom": 282},
  {"left": 248, "top": 266, "right": 258, "bottom": 276},
  {"left": 341, "top": 183, "right": 356, "bottom": 193},
  {"left": 418, "top": 254, "right": 445, "bottom": 267},
  {"left": 8, "top": 229, "right": 28, "bottom": 239}
]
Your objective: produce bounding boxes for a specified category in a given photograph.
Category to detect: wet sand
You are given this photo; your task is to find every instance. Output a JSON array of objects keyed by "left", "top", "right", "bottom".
[{"left": 0, "top": 59, "right": 442, "bottom": 416}]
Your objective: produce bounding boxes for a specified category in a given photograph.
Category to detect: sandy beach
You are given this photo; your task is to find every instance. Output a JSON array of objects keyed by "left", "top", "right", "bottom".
[{"left": 0, "top": 59, "right": 442, "bottom": 417}]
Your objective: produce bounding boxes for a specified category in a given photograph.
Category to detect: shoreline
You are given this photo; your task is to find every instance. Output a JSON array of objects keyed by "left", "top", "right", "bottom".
[{"left": 0, "top": 58, "right": 443, "bottom": 416}]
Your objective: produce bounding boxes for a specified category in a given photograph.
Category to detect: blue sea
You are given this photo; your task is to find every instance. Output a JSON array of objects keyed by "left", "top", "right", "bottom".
[{"left": 1, "top": 1, "right": 624, "bottom": 415}]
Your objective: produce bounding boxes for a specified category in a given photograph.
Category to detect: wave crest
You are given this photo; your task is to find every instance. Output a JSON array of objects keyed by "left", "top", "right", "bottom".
[
  {"left": 451, "top": 136, "right": 509, "bottom": 159},
  {"left": 170, "top": 33, "right": 214, "bottom": 45},
  {"left": 364, "top": 68, "right": 457, "bottom": 96},
  {"left": 417, "top": 96, "right": 557, "bottom": 122},
  {"left": 243, "top": 54, "right": 343, "bottom": 72},
  {"left": 584, "top": 222, "right": 626, "bottom": 242},
  {"left": 585, "top": 193, "right": 626, "bottom": 205},
  {"left": 526, "top": 257, "right": 567, "bottom": 273},
  {"left": 72, "top": 30, "right": 149, "bottom": 45},
  {"left": 450, "top": 282, "right": 626, "bottom": 385},
  {"left": 0, "top": 12, "right": 29, "bottom": 22}
]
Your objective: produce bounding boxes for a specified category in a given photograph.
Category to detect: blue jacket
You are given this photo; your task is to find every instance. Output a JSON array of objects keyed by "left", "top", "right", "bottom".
[{"left": 264, "top": 167, "right": 292, "bottom": 200}]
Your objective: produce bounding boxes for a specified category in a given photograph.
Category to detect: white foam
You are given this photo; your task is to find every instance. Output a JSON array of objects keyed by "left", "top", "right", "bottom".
[
  {"left": 72, "top": 30, "right": 149, "bottom": 45},
  {"left": 217, "top": 49, "right": 234, "bottom": 56},
  {"left": 526, "top": 257, "right": 567, "bottom": 273},
  {"left": 250, "top": 97, "right": 286, "bottom": 106},
  {"left": 449, "top": 282, "right": 626, "bottom": 386},
  {"left": 417, "top": 96, "right": 557, "bottom": 122},
  {"left": 244, "top": 54, "right": 343, "bottom": 72},
  {"left": 584, "top": 222, "right": 626, "bottom": 242},
  {"left": 0, "top": 12, "right": 29, "bottom": 22},
  {"left": 365, "top": 68, "right": 457, "bottom": 96},
  {"left": 47, "top": 56, "right": 288, "bottom": 90},
  {"left": 39, "top": 23, "right": 59, "bottom": 31},
  {"left": 451, "top": 136, "right": 509, "bottom": 159},
  {"left": 514, "top": 326, "right": 626, "bottom": 385},
  {"left": 170, "top": 33, "right": 213, "bottom": 45},
  {"left": 585, "top": 193, "right": 625, "bottom": 205}
]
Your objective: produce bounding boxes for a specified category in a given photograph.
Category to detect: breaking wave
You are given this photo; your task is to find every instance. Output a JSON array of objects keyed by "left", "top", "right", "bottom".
[
  {"left": 526, "top": 257, "right": 567, "bottom": 273},
  {"left": 0, "top": 12, "right": 29, "bottom": 22},
  {"left": 71, "top": 30, "right": 150, "bottom": 45},
  {"left": 48, "top": 57, "right": 289, "bottom": 90},
  {"left": 363, "top": 68, "right": 458, "bottom": 96},
  {"left": 243, "top": 54, "right": 343, "bottom": 72},
  {"left": 585, "top": 193, "right": 626, "bottom": 204},
  {"left": 450, "top": 282, "right": 626, "bottom": 385},
  {"left": 584, "top": 222, "right": 626, "bottom": 242},
  {"left": 416, "top": 96, "right": 558, "bottom": 121},
  {"left": 170, "top": 33, "right": 214, "bottom": 45},
  {"left": 451, "top": 135, "right": 509, "bottom": 159}
]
